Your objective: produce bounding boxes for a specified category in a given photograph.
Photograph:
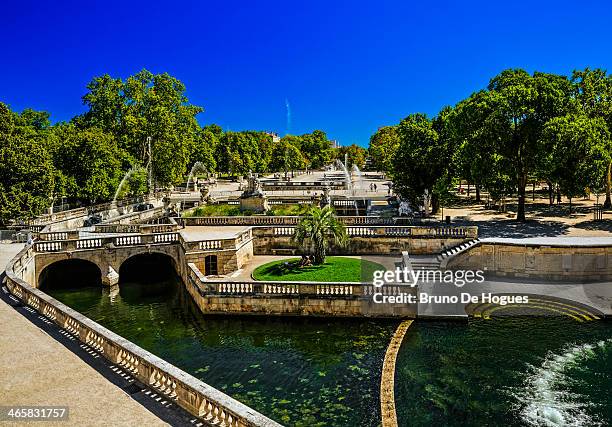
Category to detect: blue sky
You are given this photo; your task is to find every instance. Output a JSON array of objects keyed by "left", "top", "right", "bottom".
[{"left": 1, "top": 0, "right": 611, "bottom": 146}]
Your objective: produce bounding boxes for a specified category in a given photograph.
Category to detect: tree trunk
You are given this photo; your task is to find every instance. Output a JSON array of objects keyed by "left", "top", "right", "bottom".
[
  {"left": 547, "top": 181, "right": 554, "bottom": 205},
  {"left": 467, "top": 183, "right": 471, "bottom": 197},
  {"left": 557, "top": 186, "right": 562, "bottom": 204},
  {"left": 314, "top": 237, "right": 326, "bottom": 265},
  {"left": 517, "top": 173, "right": 527, "bottom": 221},
  {"left": 568, "top": 197, "right": 572, "bottom": 215},
  {"left": 475, "top": 184, "right": 481, "bottom": 203},
  {"left": 604, "top": 161, "right": 611, "bottom": 208},
  {"left": 431, "top": 195, "right": 440, "bottom": 215},
  {"left": 532, "top": 181, "right": 536, "bottom": 201}
]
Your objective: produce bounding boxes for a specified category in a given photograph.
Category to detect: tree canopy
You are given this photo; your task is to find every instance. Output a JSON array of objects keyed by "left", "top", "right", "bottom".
[{"left": 370, "top": 67, "right": 612, "bottom": 219}]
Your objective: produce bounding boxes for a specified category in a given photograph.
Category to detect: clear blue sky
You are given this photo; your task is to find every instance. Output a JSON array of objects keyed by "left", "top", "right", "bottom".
[{"left": 2, "top": 0, "right": 611, "bottom": 146}]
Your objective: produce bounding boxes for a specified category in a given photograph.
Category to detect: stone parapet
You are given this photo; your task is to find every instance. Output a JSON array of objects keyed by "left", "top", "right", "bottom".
[{"left": 445, "top": 240, "right": 612, "bottom": 281}]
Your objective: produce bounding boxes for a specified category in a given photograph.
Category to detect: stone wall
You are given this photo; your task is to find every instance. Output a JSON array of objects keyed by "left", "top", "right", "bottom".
[
  {"left": 252, "top": 230, "right": 472, "bottom": 255},
  {"left": 446, "top": 242, "right": 612, "bottom": 281},
  {"left": 183, "top": 273, "right": 417, "bottom": 318},
  {"left": 184, "top": 239, "right": 254, "bottom": 276}
]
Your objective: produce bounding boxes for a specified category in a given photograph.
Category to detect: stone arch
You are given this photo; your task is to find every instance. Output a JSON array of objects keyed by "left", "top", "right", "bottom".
[
  {"left": 38, "top": 258, "right": 103, "bottom": 291},
  {"left": 118, "top": 251, "right": 178, "bottom": 283},
  {"left": 36, "top": 253, "right": 107, "bottom": 288}
]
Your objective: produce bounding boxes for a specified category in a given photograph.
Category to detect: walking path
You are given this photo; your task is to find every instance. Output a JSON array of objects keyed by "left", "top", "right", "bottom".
[{"left": 0, "top": 244, "right": 170, "bottom": 426}]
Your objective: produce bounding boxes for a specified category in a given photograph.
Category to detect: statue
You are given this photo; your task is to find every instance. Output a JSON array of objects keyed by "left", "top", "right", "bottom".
[
  {"left": 423, "top": 189, "right": 431, "bottom": 216},
  {"left": 398, "top": 200, "right": 412, "bottom": 217},
  {"left": 243, "top": 172, "right": 264, "bottom": 197},
  {"left": 200, "top": 185, "right": 210, "bottom": 202},
  {"left": 240, "top": 171, "right": 268, "bottom": 212},
  {"left": 319, "top": 185, "right": 332, "bottom": 208}
]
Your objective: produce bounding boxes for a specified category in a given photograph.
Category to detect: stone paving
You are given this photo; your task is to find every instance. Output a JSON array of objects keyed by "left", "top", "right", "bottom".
[
  {"left": 0, "top": 244, "right": 169, "bottom": 427},
  {"left": 179, "top": 225, "right": 250, "bottom": 242},
  {"left": 416, "top": 276, "right": 612, "bottom": 318}
]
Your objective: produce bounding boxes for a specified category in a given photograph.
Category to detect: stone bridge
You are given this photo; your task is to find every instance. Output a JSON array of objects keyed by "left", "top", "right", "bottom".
[
  {"left": 34, "top": 238, "right": 183, "bottom": 287},
  {"left": 30, "top": 229, "right": 255, "bottom": 289}
]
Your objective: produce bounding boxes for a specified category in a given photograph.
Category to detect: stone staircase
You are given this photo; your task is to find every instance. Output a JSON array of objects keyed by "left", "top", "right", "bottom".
[
  {"left": 438, "top": 239, "right": 480, "bottom": 268},
  {"left": 409, "top": 255, "right": 443, "bottom": 272},
  {"left": 398, "top": 239, "right": 481, "bottom": 275}
]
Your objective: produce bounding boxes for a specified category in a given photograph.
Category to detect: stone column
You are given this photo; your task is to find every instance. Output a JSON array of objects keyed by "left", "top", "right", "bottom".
[{"left": 102, "top": 266, "right": 119, "bottom": 287}]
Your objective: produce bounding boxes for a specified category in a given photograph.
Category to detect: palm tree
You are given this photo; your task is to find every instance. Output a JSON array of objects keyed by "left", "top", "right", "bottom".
[{"left": 293, "top": 205, "right": 348, "bottom": 265}]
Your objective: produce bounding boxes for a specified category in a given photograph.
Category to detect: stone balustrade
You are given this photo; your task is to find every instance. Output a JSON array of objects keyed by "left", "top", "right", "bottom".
[
  {"left": 22, "top": 193, "right": 166, "bottom": 228},
  {"left": 93, "top": 220, "right": 179, "bottom": 235},
  {"left": 178, "top": 215, "right": 468, "bottom": 228},
  {"left": 38, "top": 230, "right": 80, "bottom": 241},
  {"left": 5, "top": 247, "right": 281, "bottom": 427},
  {"left": 33, "top": 233, "right": 182, "bottom": 253},
  {"left": 184, "top": 264, "right": 417, "bottom": 318},
  {"left": 261, "top": 225, "right": 477, "bottom": 239}
]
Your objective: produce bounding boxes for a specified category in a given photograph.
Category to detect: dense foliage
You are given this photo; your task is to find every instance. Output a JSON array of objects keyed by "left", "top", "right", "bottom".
[
  {"left": 0, "top": 69, "right": 349, "bottom": 223},
  {"left": 370, "top": 68, "right": 612, "bottom": 219}
]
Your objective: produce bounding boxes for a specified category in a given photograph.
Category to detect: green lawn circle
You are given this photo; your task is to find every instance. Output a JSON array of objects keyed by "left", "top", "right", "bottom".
[{"left": 252, "top": 256, "right": 384, "bottom": 283}]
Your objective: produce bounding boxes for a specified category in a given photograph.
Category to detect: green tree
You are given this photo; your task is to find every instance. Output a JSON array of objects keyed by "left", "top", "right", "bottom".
[
  {"left": 293, "top": 206, "right": 348, "bottom": 265},
  {"left": 542, "top": 115, "right": 611, "bottom": 213},
  {"left": 52, "top": 126, "right": 127, "bottom": 203},
  {"left": 269, "top": 138, "right": 306, "bottom": 176},
  {"left": 368, "top": 126, "right": 400, "bottom": 173},
  {"left": 300, "top": 130, "right": 333, "bottom": 168},
  {"left": 450, "top": 91, "right": 499, "bottom": 202},
  {"left": 336, "top": 144, "right": 368, "bottom": 170},
  {"left": 0, "top": 103, "right": 55, "bottom": 222},
  {"left": 80, "top": 69, "right": 203, "bottom": 185},
  {"left": 485, "top": 69, "right": 576, "bottom": 220},
  {"left": 189, "top": 127, "right": 218, "bottom": 173},
  {"left": 572, "top": 68, "right": 612, "bottom": 207},
  {"left": 392, "top": 113, "right": 449, "bottom": 213}
]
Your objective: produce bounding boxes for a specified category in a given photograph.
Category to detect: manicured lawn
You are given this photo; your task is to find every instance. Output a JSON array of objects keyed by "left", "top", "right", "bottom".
[
  {"left": 269, "top": 203, "right": 312, "bottom": 216},
  {"left": 184, "top": 204, "right": 244, "bottom": 216},
  {"left": 252, "top": 256, "right": 384, "bottom": 282}
]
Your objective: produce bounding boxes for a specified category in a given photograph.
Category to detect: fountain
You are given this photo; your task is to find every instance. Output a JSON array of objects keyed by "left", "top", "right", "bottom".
[
  {"left": 112, "top": 166, "right": 146, "bottom": 207},
  {"left": 334, "top": 159, "right": 352, "bottom": 191},
  {"left": 351, "top": 164, "right": 362, "bottom": 186},
  {"left": 186, "top": 161, "right": 209, "bottom": 191}
]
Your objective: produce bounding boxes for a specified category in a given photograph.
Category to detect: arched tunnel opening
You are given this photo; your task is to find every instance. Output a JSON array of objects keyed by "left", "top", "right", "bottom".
[
  {"left": 39, "top": 259, "right": 102, "bottom": 292},
  {"left": 118, "top": 253, "right": 179, "bottom": 303}
]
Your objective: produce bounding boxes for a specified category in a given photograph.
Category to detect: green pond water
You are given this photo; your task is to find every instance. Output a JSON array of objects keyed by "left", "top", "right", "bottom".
[{"left": 43, "top": 273, "right": 611, "bottom": 426}]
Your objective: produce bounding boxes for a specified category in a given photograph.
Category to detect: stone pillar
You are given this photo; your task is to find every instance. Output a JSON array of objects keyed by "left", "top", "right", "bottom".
[{"left": 102, "top": 266, "right": 119, "bottom": 287}]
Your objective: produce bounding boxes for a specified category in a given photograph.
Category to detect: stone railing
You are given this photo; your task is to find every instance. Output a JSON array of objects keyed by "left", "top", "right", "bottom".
[
  {"left": 38, "top": 230, "right": 80, "bottom": 241},
  {"left": 5, "top": 247, "right": 281, "bottom": 427},
  {"left": 187, "top": 264, "right": 410, "bottom": 299},
  {"left": 33, "top": 228, "right": 253, "bottom": 255},
  {"left": 93, "top": 220, "right": 179, "bottom": 235},
  {"left": 178, "top": 230, "right": 253, "bottom": 253},
  {"left": 178, "top": 216, "right": 434, "bottom": 227},
  {"left": 178, "top": 216, "right": 302, "bottom": 226},
  {"left": 22, "top": 193, "right": 165, "bottom": 227},
  {"left": 33, "top": 232, "right": 182, "bottom": 253},
  {"left": 98, "top": 206, "right": 165, "bottom": 226},
  {"left": 262, "top": 225, "right": 477, "bottom": 239},
  {"left": 261, "top": 182, "right": 347, "bottom": 191},
  {"left": 24, "top": 207, "right": 88, "bottom": 226}
]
